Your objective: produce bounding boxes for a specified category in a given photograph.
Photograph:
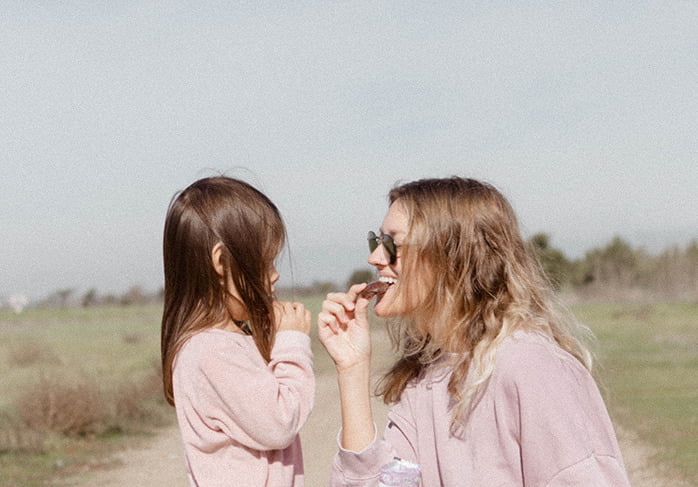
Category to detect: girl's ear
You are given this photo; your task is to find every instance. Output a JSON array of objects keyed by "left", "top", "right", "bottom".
[
  {"left": 211, "top": 242, "right": 249, "bottom": 321},
  {"left": 211, "top": 242, "right": 226, "bottom": 277}
]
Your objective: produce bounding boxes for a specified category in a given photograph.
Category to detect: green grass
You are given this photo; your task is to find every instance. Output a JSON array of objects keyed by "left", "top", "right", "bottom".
[
  {"left": 574, "top": 302, "right": 698, "bottom": 481},
  {"left": 0, "top": 305, "right": 170, "bottom": 487},
  {"left": 1, "top": 300, "right": 696, "bottom": 485}
]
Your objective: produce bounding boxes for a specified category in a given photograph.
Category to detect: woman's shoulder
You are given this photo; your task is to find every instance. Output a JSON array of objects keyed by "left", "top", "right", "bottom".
[{"left": 494, "top": 329, "right": 586, "bottom": 383}]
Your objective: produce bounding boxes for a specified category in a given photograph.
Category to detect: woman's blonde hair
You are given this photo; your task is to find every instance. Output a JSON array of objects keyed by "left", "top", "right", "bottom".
[
  {"left": 160, "top": 176, "right": 286, "bottom": 406},
  {"left": 376, "top": 177, "right": 593, "bottom": 431}
]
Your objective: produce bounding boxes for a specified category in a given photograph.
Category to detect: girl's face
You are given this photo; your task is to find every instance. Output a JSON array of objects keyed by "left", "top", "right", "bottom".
[
  {"left": 213, "top": 243, "right": 281, "bottom": 322},
  {"left": 229, "top": 265, "right": 280, "bottom": 314},
  {"left": 369, "top": 202, "right": 429, "bottom": 318},
  {"left": 268, "top": 266, "right": 280, "bottom": 295}
]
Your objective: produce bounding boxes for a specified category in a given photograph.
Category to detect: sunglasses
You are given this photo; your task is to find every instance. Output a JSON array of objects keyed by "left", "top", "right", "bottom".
[{"left": 367, "top": 231, "right": 400, "bottom": 265}]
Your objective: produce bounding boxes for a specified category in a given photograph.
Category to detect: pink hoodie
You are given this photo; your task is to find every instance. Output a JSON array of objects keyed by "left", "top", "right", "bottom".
[
  {"left": 332, "top": 330, "right": 630, "bottom": 486},
  {"left": 173, "top": 329, "right": 314, "bottom": 487}
]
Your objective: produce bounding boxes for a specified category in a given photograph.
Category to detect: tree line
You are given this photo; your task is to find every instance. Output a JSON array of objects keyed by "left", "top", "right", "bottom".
[
  {"left": 344, "top": 234, "right": 698, "bottom": 302},
  {"left": 6, "top": 234, "right": 697, "bottom": 311},
  {"left": 529, "top": 234, "right": 698, "bottom": 300}
]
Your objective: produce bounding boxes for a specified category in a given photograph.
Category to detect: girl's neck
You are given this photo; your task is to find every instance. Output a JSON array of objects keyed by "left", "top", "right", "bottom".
[{"left": 213, "top": 318, "right": 249, "bottom": 335}]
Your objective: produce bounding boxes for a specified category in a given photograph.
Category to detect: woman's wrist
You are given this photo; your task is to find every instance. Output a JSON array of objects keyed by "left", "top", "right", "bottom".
[
  {"left": 336, "top": 360, "right": 375, "bottom": 451},
  {"left": 335, "top": 359, "right": 371, "bottom": 377}
]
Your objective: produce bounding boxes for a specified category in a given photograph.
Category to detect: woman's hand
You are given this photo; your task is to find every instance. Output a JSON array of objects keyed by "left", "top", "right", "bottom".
[
  {"left": 274, "top": 301, "right": 312, "bottom": 335},
  {"left": 318, "top": 283, "right": 377, "bottom": 452},
  {"left": 317, "top": 283, "right": 372, "bottom": 372}
]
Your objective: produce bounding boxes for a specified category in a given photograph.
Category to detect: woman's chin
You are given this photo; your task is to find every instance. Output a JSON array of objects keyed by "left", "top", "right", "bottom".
[{"left": 373, "top": 297, "right": 396, "bottom": 318}]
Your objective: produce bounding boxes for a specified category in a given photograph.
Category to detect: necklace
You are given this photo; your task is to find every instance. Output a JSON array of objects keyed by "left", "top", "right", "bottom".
[{"left": 233, "top": 320, "right": 253, "bottom": 335}]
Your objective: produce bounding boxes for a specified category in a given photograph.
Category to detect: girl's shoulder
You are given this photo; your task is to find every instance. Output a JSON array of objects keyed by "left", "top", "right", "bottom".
[
  {"left": 176, "top": 328, "right": 257, "bottom": 366},
  {"left": 186, "top": 327, "right": 251, "bottom": 347}
]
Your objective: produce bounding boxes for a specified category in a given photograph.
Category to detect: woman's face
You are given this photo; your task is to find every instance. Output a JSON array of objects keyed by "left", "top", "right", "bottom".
[{"left": 369, "top": 201, "right": 429, "bottom": 318}]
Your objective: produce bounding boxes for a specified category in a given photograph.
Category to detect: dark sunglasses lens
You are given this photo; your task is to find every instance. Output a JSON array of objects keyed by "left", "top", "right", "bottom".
[
  {"left": 367, "top": 231, "right": 397, "bottom": 264},
  {"left": 367, "top": 231, "right": 378, "bottom": 253},
  {"left": 382, "top": 235, "right": 397, "bottom": 263}
]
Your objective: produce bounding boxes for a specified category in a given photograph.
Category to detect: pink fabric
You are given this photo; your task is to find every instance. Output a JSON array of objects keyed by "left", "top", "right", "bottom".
[
  {"left": 173, "top": 329, "right": 314, "bottom": 487},
  {"left": 332, "top": 330, "right": 630, "bottom": 486}
]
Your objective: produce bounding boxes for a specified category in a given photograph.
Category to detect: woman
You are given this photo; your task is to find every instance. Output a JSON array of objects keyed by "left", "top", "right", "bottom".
[{"left": 318, "top": 177, "right": 630, "bottom": 486}]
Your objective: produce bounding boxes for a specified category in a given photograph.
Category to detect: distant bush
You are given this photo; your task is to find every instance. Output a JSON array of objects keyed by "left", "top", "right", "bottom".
[
  {"left": 0, "top": 412, "right": 45, "bottom": 454},
  {"left": 528, "top": 233, "right": 572, "bottom": 289},
  {"left": 6, "top": 341, "right": 61, "bottom": 368},
  {"left": 346, "top": 268, "right": 376, "bottom": 288},
  {"left": 277, "top": 280, "right": 339, "bottom": 298},
  {"left": 113, "top": 365, "right": 168, "bottom": 431},
  {"left": 4, "top": 365, "right": 170, "bottom": 451},
  {"left": 122, "top": 331, "right": 144, "bottom": 344},
  {"left": 526, "top": 234, "right": 698, "bottom": 301},
  {"left": 17, "top": 372, "right": 109, "bottom": 437}
]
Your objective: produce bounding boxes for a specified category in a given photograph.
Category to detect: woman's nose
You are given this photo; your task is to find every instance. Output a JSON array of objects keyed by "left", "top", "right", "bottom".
[{"left": 368, "top": 243, "right": 388, "bottom": 267}]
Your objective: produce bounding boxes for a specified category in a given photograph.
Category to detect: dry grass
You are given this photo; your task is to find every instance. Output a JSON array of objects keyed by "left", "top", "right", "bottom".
[
  {"left": 0, "top": 413, "right": 45, "bottom": 454},
  {"left": 6, "top": 341, "right": 61, "bottom": 368},
  {"left": 113, "top": 365, "right": 168, "bottom": 431},
  {"left": 121, "top": 332, "right": 144, "bottom": 345},
  {"left": 0, "top": 305, "right": 170, "bottom": 486},
  {"left": 17, "top": 372, "right": 109, "bottom": 438}
]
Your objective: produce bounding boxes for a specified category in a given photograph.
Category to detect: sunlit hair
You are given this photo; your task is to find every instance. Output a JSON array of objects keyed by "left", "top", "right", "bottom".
[
  {"left": 376, "top": 177, "right": 593, "bottom": 432},
  {"left": 161, "top": 176, "right": 286, "bottom": 406}
]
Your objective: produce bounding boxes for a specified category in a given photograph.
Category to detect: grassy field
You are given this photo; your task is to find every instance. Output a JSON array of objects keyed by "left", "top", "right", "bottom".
[
  {"left": 0, "top": 300, "right": 696, "bottom": 485},
  {"left": 0, "top": 305, "right": 169, "bottom": 487},
  {"left": 576, "top": 302, "right": 698, "bottom": 480}
]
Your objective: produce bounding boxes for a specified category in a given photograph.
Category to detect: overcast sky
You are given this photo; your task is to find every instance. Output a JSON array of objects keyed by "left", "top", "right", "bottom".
[{"left": 1, "top": 1, "right": 696, "bottom": 301}]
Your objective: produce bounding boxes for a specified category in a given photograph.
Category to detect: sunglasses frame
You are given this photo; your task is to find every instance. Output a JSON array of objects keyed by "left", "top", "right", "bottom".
[{"left": 367, "top": 231, "right": 399, "bottom": 265}]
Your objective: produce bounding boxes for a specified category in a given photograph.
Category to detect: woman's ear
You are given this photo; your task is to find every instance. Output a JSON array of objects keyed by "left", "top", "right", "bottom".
[{"left": 211, "top": 242, "right": 226, "bottom": 277}]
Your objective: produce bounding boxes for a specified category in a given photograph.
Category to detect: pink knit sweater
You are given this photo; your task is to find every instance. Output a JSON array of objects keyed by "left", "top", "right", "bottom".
[
  {"left": 173, "top": 329, "right": 314, "bottom": 487},
  {"left": 332, "top": 330, "right": 630, "bottom": 486}
]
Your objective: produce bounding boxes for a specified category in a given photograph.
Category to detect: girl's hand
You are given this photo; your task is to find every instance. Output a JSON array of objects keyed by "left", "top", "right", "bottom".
[
  {"left": 274, "top": 301, "right": 311, "bottom": 335},
  {"left": 317, "top": 283, "right": 372, "bottom": 372}
]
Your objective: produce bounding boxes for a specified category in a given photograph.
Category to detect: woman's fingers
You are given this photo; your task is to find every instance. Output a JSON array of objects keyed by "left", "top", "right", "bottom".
[
  {"left": 345, "top": 283, "right": 369, "bottom": 306},
  {"left": 317, "top": 310, "right": 342, "bottom": 334},
  {"left": 323, "top": 298, "right": 353, "bottom": 324}
]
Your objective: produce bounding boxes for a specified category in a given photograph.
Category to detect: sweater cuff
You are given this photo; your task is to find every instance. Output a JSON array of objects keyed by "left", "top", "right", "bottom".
[
  {"left": 334, "top": 426, "right": 388, "bottom": 480},
  {"left": 274, "top": 330, "right": 312, "bottom": 351}
]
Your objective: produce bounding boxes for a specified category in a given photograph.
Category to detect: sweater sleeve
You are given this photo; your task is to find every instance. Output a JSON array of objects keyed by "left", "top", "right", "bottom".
[
  {"left": 493, "top": 338, "right": 630, "bottom": 487},
  {"left": 330, "top": 389, "right": 417, "bottom": 486},
  {"left": 187, "top": 330, "right": 315, "bottom": 451}
]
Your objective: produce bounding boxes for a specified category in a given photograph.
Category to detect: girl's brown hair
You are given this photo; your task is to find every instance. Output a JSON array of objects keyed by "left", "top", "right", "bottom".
[
  {"left": 376, "top": 177, "right": 593, "bottom": 430},
  {"left": 160, "top": 176, "right": 286, "bottom": 406}
]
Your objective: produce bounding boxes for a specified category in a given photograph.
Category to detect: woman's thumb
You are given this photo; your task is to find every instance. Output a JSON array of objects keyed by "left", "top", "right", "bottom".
[{"left": 354, "top": 297, "right": 371, "bottom": 321}]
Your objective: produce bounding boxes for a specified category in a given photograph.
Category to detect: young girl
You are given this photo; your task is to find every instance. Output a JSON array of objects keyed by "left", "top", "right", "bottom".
[
  {"left": 161, "top": 176, "right": 314, "bottom": 487},
  {"left": 318, "top": 177, "right": 630, "bottom": 486}
]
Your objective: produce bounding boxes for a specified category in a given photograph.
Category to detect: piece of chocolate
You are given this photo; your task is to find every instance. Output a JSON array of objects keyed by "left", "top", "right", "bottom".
[{"left": 359, "top": 280, "right": 390, "bottom": 299}]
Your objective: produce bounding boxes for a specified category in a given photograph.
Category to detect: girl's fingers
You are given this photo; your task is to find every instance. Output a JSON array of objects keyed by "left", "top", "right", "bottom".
[
  {"left": 273, "top": 301, "right": 311, "bottom": 334},
  {"left": 290, "top": 302, "right": 305, "bottom": 315}
]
